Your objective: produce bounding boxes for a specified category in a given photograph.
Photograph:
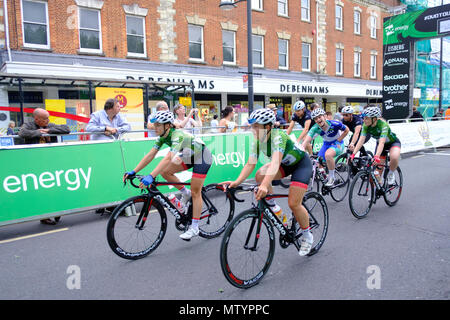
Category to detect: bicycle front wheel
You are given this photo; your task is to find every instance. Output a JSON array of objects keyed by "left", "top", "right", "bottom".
[
  {"left": 198, "top": 184, "right": 234, "bottom": 239},
  {"left": 383, "top": 166, "right": 403, "bottom": 207},
  {"left": 106, "top": 195, "right": 167, "bottom": 260},
  {"left": 220, "top": 209, "right": 275, "bottom": 289},
  {"left": 330, "top": 160, "right": 351, "bottom": 202},
  {"left": 348, "top": 171, "right": 374, "bottom": 219}
]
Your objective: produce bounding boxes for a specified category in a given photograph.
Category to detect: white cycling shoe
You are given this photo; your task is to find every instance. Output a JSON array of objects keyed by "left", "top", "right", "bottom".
[
  {"left": 387, "top": 172, "right": 396, "bottom": 185},
  {"left": 325, "top": 177, "right": 335, "bottom": 187},
  {"left": 298, "top": 234, "right": 314, "bottom": 257},
  {"left": 179, "top": 227, "right": 199, "bottom": 241}
]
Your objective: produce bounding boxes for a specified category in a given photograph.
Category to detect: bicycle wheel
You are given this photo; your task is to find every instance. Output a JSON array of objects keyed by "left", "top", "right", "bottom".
[
  {"left": 106, "top": 195, "right": 167, "bottom": 260},
  {"left": 290, "top": 192, "right": 329, "bottom": 256},
  {"left": 383, "top": 166, "right": 403, "bottom": 207},
  {"left": 330, "top": 160, "right": 351, "bottom": 202},
  {"left": 348, "top": 171, "right": 375, "bottom": 219},
  {"left": 220, "top": 209, "right": 275, "bottom": 289},
  {"left": 198, "top": 184, "right": 234, "bottom": 239}
]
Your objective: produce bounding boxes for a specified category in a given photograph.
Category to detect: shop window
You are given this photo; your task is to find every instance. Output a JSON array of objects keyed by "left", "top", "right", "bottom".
[
  {"left": 79, "top": 7, "right": 102, "bottom": 52},
  {"left": 21, "top": 0, "right": 50, "bottom": 49},
  {"left": 126, "top": 16, "right": 146, "bottom": 57}
]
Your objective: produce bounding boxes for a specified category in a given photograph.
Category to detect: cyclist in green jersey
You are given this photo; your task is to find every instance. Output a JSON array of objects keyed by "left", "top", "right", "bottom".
[
  {"left": 220, "top": 108, "right": 314, "bottom": 256},
  {"left": 123, "top": 110, "right": 212, "bottom": 240},
  {"left": 351, "top": 106, "right": 401, "bottom": 185}
]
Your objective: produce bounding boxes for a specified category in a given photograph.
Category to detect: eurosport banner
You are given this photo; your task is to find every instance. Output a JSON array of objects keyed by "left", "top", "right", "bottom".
[{"left": 382, "top": 3, "right": 450, "bottom": 120}]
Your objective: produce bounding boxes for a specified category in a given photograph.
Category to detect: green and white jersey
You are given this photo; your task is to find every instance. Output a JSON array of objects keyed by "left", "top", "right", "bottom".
[
  {"left": 153, "top": 128, "right": 205, "bottom": 156},
  {"left": 250, "top": 129, "right": 306, "bottom": 166},
  {"left": 361, "top": 119, "right": 397, "bottom": 143}
]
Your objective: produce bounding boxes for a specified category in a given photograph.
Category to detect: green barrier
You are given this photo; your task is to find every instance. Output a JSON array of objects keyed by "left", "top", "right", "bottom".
[{"left": 3, "top": 131, "right": 314, "bottom": 226}]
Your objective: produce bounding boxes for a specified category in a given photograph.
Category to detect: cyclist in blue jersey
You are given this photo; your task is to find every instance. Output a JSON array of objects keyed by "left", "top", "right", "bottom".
[
  {"left": 286, "top": 100, "right": 313, "bottom": 154},
  {"left": 301, "top": 108, "right": 349, "bottom": 186}
]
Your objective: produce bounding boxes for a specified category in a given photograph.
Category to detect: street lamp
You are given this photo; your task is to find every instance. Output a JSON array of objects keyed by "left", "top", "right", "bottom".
[{"left": 220, "top": 0, "right": 254, "bottom": 115}]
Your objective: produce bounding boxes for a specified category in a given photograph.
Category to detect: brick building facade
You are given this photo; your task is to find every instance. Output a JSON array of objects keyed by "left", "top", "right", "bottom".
[{"left": 0, "top": 0, "right": 402, "bottom": 127}]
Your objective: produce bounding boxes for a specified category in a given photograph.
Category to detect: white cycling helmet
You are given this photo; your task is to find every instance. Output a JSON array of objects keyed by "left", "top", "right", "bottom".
[
  {"left": 341, "top": 105, "right": 354, "bottom": 114},
  {"left": 248, "top": 108, "right": 276, "bottom": 125},
  {"left": 149, "top": 110, "right": 174, "bottom": 124},
  {"left": 293, "top": 100, "right": 306, "bottom": 111},
  {"left": 362, "top": 106, "right": 382, "bottom": 118},
  {"left": 311, "top": 108, "right": 326, "bottom": 119}
]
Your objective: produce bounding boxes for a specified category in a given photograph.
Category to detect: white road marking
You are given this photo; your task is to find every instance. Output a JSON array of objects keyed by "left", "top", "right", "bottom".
[{"left": 0, "top": 228, "right": 69, "bottom": 245}]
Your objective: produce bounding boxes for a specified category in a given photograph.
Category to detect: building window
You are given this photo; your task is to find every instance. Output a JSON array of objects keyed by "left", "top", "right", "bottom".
[
  {"left": 21, "top": 0, "right": 50, "bottom": 48},
  {"left": 335, "top": 5, "right": 343, "bottom": 30},
  {"left": 370, "top": 15, "right": 377, "bottom": 39},
  {"left": 222, "top": 30, "right": 236, "bottom": 64},
  {"left": 278, "top": 39, "right": 288, "bottom": 69},
  {"left": 302, "top": 42, "right": 311, "bottom": 71},
  {"left": 354, "top": 11, "right": 361, "bottom": 35},
  {"left": 336, "top": 48, "right": 343, "bottom": 75},
  {"left": 301, "top": 0, "right": 310, "bottom": 22},
  {"left": 252, "top": 35, "right": 264, "bottom": 67},
  {"left": 126, "top": 16, "right": 146, "bottom": 57},
  {"left": 370, "top": 54, "right": 377, "bottom": 79},
  {"left": 188, "top": 24, "right": 204, "bottom": 61},
  {"left": 278, "top": 0, "right": 288, "bottom": 16},
  {"left": 252, "top": 0, "right": 263, "bottom": 11},
  {"left": 79, "top": 8, "right": 102, "bottom": 52},
  {"left": 354, "top": 52, "right": 361, "bottom": 77}
]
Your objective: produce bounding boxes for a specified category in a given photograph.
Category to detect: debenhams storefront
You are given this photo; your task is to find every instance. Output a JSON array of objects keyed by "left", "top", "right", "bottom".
[{"left": 1, "top": 51, "right": 382, "bottom": 127}]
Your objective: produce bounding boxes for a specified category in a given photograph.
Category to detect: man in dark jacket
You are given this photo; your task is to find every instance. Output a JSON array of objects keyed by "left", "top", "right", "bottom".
[
  {"left": 19, "top": 108, "right": 70, "bottom": 225},
  {"left": 409, "top": 106, "right": 424, "bottom": 122},
  {"left": 19, "top": 108, "right": 70, "bottom": 144}
]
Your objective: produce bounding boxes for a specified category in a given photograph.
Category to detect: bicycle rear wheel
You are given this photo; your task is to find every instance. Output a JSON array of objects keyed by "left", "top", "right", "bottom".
[
  {"left": 383, "top": 166, "right": 403, "bottom": 207},
  {"left": 220, "top": 209, "right": 275, "bottom": 289},
  {"left": 348, "top": 171, "right": 374, "bottom": 219},
  {"left": 291, "top": 192, "right": 329, "bottom": 256},
  {"left": 106, "top": 195, "right": 167, "bottom": 260},
  {"left": 198, "top": 184, "right": 234, "bottom": 239}
]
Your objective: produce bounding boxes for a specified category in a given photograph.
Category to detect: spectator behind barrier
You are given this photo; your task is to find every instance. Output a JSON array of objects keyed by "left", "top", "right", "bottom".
[
  {"left": 409, "top": 106, "right": 424, "bottom": 122},
  {"left": 147, "top": 101, "right": 171, "bottom": 137},
  {"left": 267, "top": 103, "right": 286, "bottom": 129},
  {"left": 18, "top": 107, "right": 69, "bottom": 225},
  {"left": 86, "top": 98, "right": 131, "bottom": 140}
]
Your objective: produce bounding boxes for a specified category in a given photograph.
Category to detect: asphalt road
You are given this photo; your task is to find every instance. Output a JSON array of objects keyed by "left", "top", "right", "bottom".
[{"left": 0, "top": 149, "right": 449, "bottom": 300}]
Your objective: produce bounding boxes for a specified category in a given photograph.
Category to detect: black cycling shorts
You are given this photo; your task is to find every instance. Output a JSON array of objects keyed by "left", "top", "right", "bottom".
[
  {"left": 279, "top": 155, "right": 312, "bottom": 189},
  {"left": 179, "top": 146, "right": 212, "bottom": 179},
  {"left": 376, "top": 138, "right": 401, "bottom": 157}
]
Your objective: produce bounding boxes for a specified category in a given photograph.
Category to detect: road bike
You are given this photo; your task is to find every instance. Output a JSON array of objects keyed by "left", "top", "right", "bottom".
[
  {"left": 348, "top": 154, "right": 403, "bottom": 219},
  {"left": 220, "top": 185, "right": 329, "bottom": 289},
  {"left": 106, "top": 175, "right": 235, "bottom": 260}
]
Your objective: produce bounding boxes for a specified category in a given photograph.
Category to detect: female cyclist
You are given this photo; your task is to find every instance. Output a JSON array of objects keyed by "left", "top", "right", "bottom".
[
  {"left": 351, "top": 106, "right": 401, "bottom": 185},
  {"left": 220, "top": 108, "right": 314, "bottom": 256},
  {"left": 123, "top": 110, "right": 212, "bottom": 240}
]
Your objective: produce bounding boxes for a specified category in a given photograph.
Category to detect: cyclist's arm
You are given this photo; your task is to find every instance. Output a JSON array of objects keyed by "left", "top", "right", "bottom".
[
  {"left": 375, "top": 137, "right": 386, "bottom": 157},
  {"left": 352, "top": 134, "right": 366, "bottom": 155},
  {"left": 261, "top": 151, "right": 283, "bottom": 189},
  {"left": 350, "top": 125, "right": 362, "bottom": 146},
  {"left": 286, "top": 120, "right": 295, "bottom": 135},
  {"left": 301, "top": 134, "right": 312, "bottom": 150},
  {"left": 337, "top": 125, "right": 349, "bottom": 143},
  {"left": 297, "top": 119, "right": 311, "bottom": 142},
  {"left": 132, "top": 147, "right": 158, "bottom": 173}
]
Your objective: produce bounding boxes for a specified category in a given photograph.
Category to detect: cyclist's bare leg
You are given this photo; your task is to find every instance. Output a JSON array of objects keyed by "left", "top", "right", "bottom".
[
  {"left": 389, "top": 146, "right": 401, "bottom": 172},
  {"left": 160, "top": 156, "right": 185, "bottom": 191},
  {"left": 325, "top": 148, "right": 336, "bottom": 171},
  {"left": 288, "top": 184, "right": 309, "bottom": 229},
  {"left": 190, "top": 175, "right": 206, "bottom": 220}
]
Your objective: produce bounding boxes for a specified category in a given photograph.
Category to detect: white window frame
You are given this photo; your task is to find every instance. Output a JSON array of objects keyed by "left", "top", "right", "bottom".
[
  {"left": 336, "top": 48, "right": 343, "bottom": 75},
  {"left": 301, "top": 0, "right": 310, "bottom": 22},
  {"left": 278, "top": 0, "right": 288, "bottom": 17},
  {"left": 222, "top": 30, "right": 236, "bottom": 65},
  {"left": 302, "top": 42, "right": 311, "bottom": 72},
  {"left": 354, "top": 10, "right": 361, "bottom": 35},
  {"left": 370, "top": 54, "right": 377, "bottom": 79},
  {"left": 78, "top": 7, "right": 103, "bottom": 53},
  {"left": 354, "top": 52, "right": 361, "bottom": 77},
  {"left": 21, "top": 0, "right": 50, "bottom": 49},
  {"left": 252, "top": 35, "right": 264, "bottom": 67},
  {"left": 335, "top": 5, "right": 343, "bottom": 31},
  {"left": 188, "top": 24, "right": 204, "bottom": 62},
  {"left": 252, "top": 0, "right": 263, "bottom": 11},
  {"left": 126, "top": 15, "right": 146, "bottom": 58},
  {"left": 370, "top": 15, "right": 377, "bottom": 39},
  {"left": 278, "top": 39, "right": 289, "bottom": 70}
]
